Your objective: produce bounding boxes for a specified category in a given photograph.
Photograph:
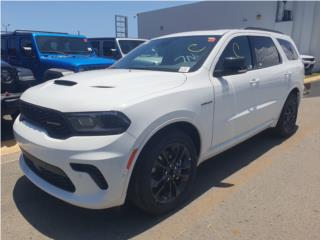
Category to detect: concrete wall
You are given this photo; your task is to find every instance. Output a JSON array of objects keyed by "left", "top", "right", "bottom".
[{"left": 138, "top": 1, "right": 320, "bottom": 72}]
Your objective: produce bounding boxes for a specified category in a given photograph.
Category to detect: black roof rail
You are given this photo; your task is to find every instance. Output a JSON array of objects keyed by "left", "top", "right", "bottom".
[
  {"left": 14, "top": 30, "right": 69, "bottom": 34},
  {"left": 244, "top": 27, "right": 284, "bottom": 34}
]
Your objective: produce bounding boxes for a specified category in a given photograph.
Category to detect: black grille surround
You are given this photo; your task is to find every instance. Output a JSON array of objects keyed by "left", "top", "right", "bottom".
[
  {"left": 19, "top": 100, "right": 72, "bottom": 139},
  {"left": 22, "top": 149, "right": 75, "bottom": 192}
]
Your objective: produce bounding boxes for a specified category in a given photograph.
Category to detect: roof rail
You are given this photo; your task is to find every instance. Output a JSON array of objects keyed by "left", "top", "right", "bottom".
[
  {"left": 244, "top": 27, "right": 284, "bottom": 34},
  {"left": 14, "top": 30, "right": 69, "bottom": 34}
]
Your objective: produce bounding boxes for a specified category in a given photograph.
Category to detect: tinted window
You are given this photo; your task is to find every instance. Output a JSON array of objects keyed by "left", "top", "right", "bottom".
[
  {"left": 8, "top": 38, "right": 17, "bottom": 56},
  {"left": 103, "top": 40, "right": 119, "bottom": 58},
  {"left": 250, "top": 36, "right": 281, "bottom": 68},
  {"left": 215, "top": 36, "right": 252, "bottom": 72},
  {"left": 20, "top": 38, "right": 35, "bottom": 57},
  {"left": 1, "top": 37, "right": 6, "bottom": 57},
  {"left": 36, "top": 36, "right": 91, "bottom": 55},
  {"left": 277, "top": 38, "right": 298, "bottom": 60}
]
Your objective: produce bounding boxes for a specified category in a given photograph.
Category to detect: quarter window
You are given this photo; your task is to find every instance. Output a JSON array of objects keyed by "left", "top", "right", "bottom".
[
  {"left": 249, "top": 36, "right": 281, "bottom": 68},
  {"left": 277, "top": 38, "right": 298, "bottom": 60},
  {"left": 8, "top": 38, "right": 17, "bottom": 56},
  {"left": 215, "top": 36, "right": 252, "bottom": 73}
]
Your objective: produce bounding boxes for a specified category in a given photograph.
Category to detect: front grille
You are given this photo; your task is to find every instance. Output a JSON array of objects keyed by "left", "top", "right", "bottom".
[
  {"left": 23, "top": 150, "right": 75, "bottom": 192},
  {"left": 19, "top": 101, "right": 71, "bottom": 139}
]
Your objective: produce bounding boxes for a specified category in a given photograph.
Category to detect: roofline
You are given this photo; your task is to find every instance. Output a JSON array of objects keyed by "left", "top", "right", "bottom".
[{"left": 88, "top": 37, "right": 147, "bottom": 41}]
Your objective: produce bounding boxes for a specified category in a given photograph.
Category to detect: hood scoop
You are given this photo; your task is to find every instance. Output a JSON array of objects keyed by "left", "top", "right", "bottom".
[{"left": 54, "top": 80, "right": 77, "bottom": 86}]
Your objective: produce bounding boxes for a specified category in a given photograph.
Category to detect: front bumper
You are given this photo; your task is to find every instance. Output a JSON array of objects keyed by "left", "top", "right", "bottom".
[
  {"left": 14, "top": 117, "right": 136, "bottom": 209},
  {"left": 1, "top": 93, "right": 21, "bottom": 115}
]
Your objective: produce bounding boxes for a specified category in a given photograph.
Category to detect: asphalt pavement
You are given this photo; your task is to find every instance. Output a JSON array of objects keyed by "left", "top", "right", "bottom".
[{"left": 1, "top": 82, "right": 320, "bottom": 239}]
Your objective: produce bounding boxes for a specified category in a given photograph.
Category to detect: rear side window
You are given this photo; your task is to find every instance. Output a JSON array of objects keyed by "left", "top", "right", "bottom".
[
  {"left": 8, "top": 38, "right": 17, "bottom": 56},
  {"left": 249, "top": 36, "right": 281, "bottom": 68},
  {"left": 215, "top": 36, "right": 252, "bottom": 72},
  {"left": 277, "top": 38, "right": 299, "bottom": 60}
]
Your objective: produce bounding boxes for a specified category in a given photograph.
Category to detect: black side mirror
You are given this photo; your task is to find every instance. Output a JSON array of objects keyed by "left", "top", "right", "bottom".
[
  {"left": 22, "top": 46, "right": 34, "bottom": 57},
  {"left": 214, "top": 57, "right": 247, "bottom": 77}
]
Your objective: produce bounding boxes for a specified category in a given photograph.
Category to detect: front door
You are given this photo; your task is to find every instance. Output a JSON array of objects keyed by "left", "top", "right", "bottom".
[
  {"left": 211, "top": 35, "right": 259, "bottom": 148},
  {"left": 18, "top": 37, "right": 39, "bottom": 77}
]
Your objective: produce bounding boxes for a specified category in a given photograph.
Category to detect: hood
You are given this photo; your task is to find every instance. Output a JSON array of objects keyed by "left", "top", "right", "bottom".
[
  {"left": 40, "top": 55, "right": 115, "bottom": 69},
  {"left": 21, "top": 69, "right": 186, "bottom": 112}
]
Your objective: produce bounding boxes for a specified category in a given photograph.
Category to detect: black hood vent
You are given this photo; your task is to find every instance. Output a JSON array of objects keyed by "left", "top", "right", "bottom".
[
  {"left": 54, "top": 80, "right": 77, "bottom": 86},
  {"left": 91, "top": 86, "right": 114, "bottom": 88}
]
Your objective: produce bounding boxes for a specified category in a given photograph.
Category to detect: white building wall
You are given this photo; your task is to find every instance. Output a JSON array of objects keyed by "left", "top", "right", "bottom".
[
  {"left": 138, "top": 1, "right": 320, "bottom": 72},
  {"left": 138, "top": 1, "right": 279, "bottom": 39}
]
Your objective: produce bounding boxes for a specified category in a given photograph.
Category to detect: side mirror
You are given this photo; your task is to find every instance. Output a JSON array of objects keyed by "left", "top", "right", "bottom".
[
  {"left": 214, "top": 57, "right": 247, "bottom": 77},
  {"left": 22, "top": 46, "right": 34, "bottom": 57}
]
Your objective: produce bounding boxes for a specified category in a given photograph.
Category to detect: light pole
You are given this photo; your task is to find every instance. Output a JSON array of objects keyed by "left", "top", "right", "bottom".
[{"left": 2, "top": 24, "right": 10, "bottom": 32}]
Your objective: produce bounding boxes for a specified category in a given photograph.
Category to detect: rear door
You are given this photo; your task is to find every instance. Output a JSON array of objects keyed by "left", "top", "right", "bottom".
[
  {"left": 211, "top": 35, "right": 260, "bottom": 147},
  {"left": 248, "top": 35, "right": 288, "bottom": 125}
]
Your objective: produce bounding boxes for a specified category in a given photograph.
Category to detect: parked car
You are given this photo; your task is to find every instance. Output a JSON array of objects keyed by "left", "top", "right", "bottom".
[
  {"left": 1, "top": 30, "right": 115, "bottom": 82},
  {"left": 1, "top": 60, "right": 35, "bottom": 119},
  {"left": 300, "top": 54, "right": 316, "bottom": 75},
  {"left": 88, "top": 37, "right": 146, "bottom": 60},
  {"left": 14, "top": 29, "right": 304, "bottom": 215}
]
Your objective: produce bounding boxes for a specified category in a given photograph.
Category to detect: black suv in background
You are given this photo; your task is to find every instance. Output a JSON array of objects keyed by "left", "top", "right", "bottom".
[
  {"left": 88, "top": 37, "right": 146, "bottom": 60},
  {"left": 1, "top": 60, "right": 35, "bottom": 119}
]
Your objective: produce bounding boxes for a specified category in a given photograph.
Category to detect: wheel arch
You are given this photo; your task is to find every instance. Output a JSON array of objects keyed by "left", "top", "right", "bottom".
[{"left": 122, "top": 118, "right": 202, "bottom": 203}]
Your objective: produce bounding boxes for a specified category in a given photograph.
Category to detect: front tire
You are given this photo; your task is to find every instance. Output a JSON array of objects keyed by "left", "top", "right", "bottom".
[
  {"left": 274, "top": 92, "right": 299, "bottom": 137},
  {"left": 129, "top": 129, "right": 198, "bottom": 215}
]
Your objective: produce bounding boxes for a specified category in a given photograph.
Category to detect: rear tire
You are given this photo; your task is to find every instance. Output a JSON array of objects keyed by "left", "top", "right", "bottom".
[
  {"left": 274, "top": 92, "right": 299, "bottom": 138},
  {"left": 129, "top": 129, "right": 198, "bottom": 215}
]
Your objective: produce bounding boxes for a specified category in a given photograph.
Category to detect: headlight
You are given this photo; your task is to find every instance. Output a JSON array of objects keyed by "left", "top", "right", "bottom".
[
  {"left": 66, "top": 111, "right": 131, "bottom": 135},
  {"left": 1, "top": 68, "right": 14, "bottom": 84}
]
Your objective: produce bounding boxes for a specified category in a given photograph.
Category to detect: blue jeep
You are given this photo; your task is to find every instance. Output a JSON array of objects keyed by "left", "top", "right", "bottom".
[{"left": 1, "top": 30, "right": 115, "bottom": 82}]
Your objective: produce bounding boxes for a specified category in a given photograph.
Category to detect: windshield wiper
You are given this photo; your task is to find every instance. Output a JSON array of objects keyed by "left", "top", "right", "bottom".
[{"left": 42, "top": 50, "right": 67, "bottom": 55}]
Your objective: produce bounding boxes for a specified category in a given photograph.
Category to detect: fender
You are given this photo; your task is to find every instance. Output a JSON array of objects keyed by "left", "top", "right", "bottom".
[{"left": 118, "top": 111, "right": 200, "bottom": 204}]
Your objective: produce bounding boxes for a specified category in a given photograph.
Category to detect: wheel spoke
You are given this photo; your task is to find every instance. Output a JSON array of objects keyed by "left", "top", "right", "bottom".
[
  {"left": 151, "top": 175, "right": 166, "bottom": 189},
  {"left": 150, "top": 142, "right": 193, "bottom": 204}
]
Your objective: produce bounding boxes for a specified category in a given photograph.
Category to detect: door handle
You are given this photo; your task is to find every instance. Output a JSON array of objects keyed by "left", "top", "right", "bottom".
[{"left": 284, "top": 72, "right": 292, "bottom": 77}]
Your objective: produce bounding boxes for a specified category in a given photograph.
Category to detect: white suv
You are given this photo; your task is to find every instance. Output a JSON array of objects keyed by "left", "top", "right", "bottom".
[{"left": 14, "top": 29, "right": 304, "bottom": 215}]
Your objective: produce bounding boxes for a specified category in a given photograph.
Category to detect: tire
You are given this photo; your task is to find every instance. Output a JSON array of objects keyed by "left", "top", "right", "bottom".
[
  {"left": 274, "top": 92, "right": 299, "bottom": 138},
  {"left": 129, "top": 129, "right": 198, "bottom": 215}
]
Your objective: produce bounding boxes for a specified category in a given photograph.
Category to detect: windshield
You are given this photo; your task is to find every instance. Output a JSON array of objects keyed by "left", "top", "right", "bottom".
[
  {"left": 35, "top": 36, "right": 92, "bottom": 55},
  {"left": 118, "top": 40, "right": 146, "bottom": 54},
  {"left": 113, "top": 35, "right": 220, "bottom": 72}
]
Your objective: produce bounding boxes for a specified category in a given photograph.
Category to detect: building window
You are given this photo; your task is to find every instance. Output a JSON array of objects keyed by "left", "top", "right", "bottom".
[{"left": 276, "top": 1, "right": 293, "bottom": 22}]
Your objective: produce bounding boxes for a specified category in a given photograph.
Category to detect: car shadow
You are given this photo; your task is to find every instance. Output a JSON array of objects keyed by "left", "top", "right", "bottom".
[
  {"left": 1, "top": 117, "right": 16, "bottom": 143},
  {"left": 13, "top": 129, "right": 288, "bottom": 239}
]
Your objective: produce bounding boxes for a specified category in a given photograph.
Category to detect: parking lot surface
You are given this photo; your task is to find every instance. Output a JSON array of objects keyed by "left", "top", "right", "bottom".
[{"left": 1, "top": 82, "right": 320, "bottom": 239}]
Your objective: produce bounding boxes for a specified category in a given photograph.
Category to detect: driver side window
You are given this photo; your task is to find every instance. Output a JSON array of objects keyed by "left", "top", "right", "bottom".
[{"left": 215, "top": 36, "right": 252, "bottom": 74}]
